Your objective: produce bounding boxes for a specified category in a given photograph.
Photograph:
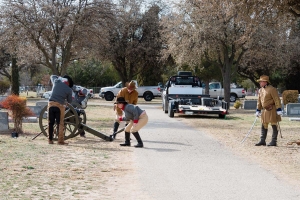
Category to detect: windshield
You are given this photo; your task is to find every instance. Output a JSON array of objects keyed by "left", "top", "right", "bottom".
[
  {"left": 114, "top": 82, "right": 123, "bottom": 88},
  {"left": 168, "top": 76, "right": 201, "bottom": 87}
]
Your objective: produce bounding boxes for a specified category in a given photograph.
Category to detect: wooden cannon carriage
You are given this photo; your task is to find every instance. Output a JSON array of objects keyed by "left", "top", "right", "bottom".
[
  {"left": 35, "top": 103, "right": 114, "bottom": 141},
  {"left": 33, "top": 87, "right": 124, "bottom": 141}
]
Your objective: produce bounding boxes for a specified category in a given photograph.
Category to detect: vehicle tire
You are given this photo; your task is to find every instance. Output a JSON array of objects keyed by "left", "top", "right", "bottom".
[
  {"left": 164, "top": 99, "right": 168, "bottom": 114},
  {"left": 219, "top": 114, "right": 226, "bottom": 119},
  {"left": 168, "top": 102, "right": 174, "bottom": 118},
  {"left": 143, "top": 92, "right": 153, "bottom": 101},
  {"left": 230, "top": 93, "right": 237, "bottom": 102},
  {"left": 104, "top": 92, "right": 114, "bottom": 101}
]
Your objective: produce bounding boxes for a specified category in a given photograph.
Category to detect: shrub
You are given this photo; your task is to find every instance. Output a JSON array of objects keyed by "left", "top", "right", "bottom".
[
  {"left": 282, "top": 90, "right": 299, "bottom": 105},
  {"left": 0, "top": 95, "right": 34, "bottom": 133},
  {"left": 233, "top": 101, "right": 242, "bottom": 109}
]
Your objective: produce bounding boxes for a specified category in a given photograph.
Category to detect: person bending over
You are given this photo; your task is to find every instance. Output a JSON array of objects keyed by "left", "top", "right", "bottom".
[{"left": 48, "top": 75, "right": 73, "bottom": 145}]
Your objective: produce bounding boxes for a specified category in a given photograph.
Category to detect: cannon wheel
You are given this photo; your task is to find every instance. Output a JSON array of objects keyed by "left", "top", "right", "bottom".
[
  {"left": 39, "top": 103, "right": 79, "bottom": 141},
  {"left": 71, "top": 102, "right": 87, "bottom": 137}
]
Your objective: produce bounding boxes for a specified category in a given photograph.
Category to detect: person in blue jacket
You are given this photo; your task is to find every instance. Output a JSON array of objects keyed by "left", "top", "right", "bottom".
[{"left": 48, "top": 75, "right": 73, "bottom": 145}]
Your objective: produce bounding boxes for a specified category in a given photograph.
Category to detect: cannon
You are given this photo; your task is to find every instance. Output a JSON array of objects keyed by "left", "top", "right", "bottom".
[
  {"left": 34, "top": 103, "right": 115, "bottom": 141},
  {"left": 32, "top": 83, "right": 123, "bottom": 141}
]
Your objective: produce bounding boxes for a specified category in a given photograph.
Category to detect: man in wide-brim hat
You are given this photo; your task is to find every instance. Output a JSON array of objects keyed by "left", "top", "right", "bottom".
[
  {"left": 256, "top": 75, "right": 271, "bottom": 83},
  {"left": 255, "top": 75, "right": 282, "bottom": 147},
  {"left": 111, "top": 80, "right": 139, "bottom": 140}
]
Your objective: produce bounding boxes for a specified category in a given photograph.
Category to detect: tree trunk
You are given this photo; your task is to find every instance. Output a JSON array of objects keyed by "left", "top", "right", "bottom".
[
  {"left": 222, "top": 64, "right": 231, "bottom": 104},
  {"left": 204, "top": 80, "right": 209, "bottom": 95},
  {"left": 11, "top": 57, "right": 19, "bottom": 95}
]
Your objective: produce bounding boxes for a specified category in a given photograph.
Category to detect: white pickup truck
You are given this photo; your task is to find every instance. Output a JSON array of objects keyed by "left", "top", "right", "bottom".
[
  {"left": 162, "top": 72, "right": 229, "bottom": 118},
  {"left": 99, "top": 80, "right": 161, "bottom": 101},
  {"left": 207, "top": 82, "right": 245, "bottom": 102}
]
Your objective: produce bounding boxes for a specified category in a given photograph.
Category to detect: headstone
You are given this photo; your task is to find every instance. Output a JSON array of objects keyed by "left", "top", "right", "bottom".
[
  {"left": 28, "top": 106, "right": 43, "bottom": 117},
  {"left": 22, "top": 117, "right": 38, "bottom": 123},
  {"left": 0, "top": 96, "right": 7, "bottom": 103},
  {"left": 286, "top": 103, "right": 300, "bottom": 117},
  {"left": 243, "top": 100, "right": 257, "bottom": 110},
  {"left": 0, "top": 112, "right": 9, "bottom": 131},
  {"left": 36, "top": 101, "right": 48, "bottom": 108},
  {"left": 289, "top": 118, "right": 300, "bottom": 121},
  {"left": 9, "top": 117, "right": 38, "bottom": 123}
]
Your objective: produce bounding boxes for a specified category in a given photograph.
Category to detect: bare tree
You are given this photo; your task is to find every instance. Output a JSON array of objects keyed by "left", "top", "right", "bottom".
[
  {"left": 0, "top": 0, "right": 114, "bottom": 76},
  {"left": 162, "top": 0, "right": 300, "bottom": 102},
  {"left": 163, "top": 0, "right": 255, "bottom": 103}
]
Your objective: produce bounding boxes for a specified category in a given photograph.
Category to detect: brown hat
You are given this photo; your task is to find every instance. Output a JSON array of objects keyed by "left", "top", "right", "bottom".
[
  {"left": 114, "top": 97, "right": 128, "bottom": 104},
  {"left": 126, "top": 81, "right": 137, "bottom": 90},
  {"left": 257, "top": 75, "right": 270, "bottom": 83}
]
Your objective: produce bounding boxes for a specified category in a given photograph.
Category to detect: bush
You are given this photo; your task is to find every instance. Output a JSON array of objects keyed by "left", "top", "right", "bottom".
[
  {"left": 282, "top": 90, "right": 299, "bottom": 105},
  {"left": 233, "top": 101, "right": 242, "bottom": 109},
  {"left": 0, "top": 95, "right": 34, "bottom": 133},
  {"left": 0, "top": 80, "right": 10, "bottom": 95}
]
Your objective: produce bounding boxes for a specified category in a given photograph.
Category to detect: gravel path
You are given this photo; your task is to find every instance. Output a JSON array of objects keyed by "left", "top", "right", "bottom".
[{"left": 130, "top": 104, "right": 300, "bottom": 200}]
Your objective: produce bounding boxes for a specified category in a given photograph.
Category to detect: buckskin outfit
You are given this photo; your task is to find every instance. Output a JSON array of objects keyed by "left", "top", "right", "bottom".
[
  {"left": 255, "top": 75, "right": 282, "bottom": 146},
  {"left": 114, "top": 97, "right": 148, "bottom": 148},
  {"left": 48, "top": 75, "right": 73, "bottom": 145},
  {"left": 111, "top": 81, "right": 138, "bottom": 139}
]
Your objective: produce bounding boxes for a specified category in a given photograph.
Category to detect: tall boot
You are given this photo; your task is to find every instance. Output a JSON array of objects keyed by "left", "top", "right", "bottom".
[
  {"left": 120, "top": 132, "right": 131, "bottom": 146},
  {"left": 267, "top": 125, "right": 278, "bottom": 146},
  {"left": 132, "top": 132, "right": 143, "bottom": 148},
  {"left": 57, "top": 125, "right": 68, "bottom": 145},
  {"left": 255, "top": 125, "right": 267, "bottom": 146},
  {"left": 111, "top": 122, "right": 119, "bottom": 139}
]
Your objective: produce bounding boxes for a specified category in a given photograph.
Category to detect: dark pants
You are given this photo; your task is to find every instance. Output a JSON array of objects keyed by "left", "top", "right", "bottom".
[{"left": 48, "top": 106, "right": 61, "bottom": 140}]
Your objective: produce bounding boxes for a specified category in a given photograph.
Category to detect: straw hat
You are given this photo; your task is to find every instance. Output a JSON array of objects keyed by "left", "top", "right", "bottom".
[
  {"left": 256, "top": 75, "right": 270, "bottom": 83},
  {"left": 126, "top": 81, "right": 137, "bottom": 90}
]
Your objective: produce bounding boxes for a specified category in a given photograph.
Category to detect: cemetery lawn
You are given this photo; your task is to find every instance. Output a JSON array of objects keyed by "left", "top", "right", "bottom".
[{"left": 1, "top": 97, "right": 300, "bottom": 199}]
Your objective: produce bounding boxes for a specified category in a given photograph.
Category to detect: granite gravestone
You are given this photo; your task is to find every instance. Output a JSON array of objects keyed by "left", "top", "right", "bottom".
[
  {"left": 286, "top": 103, "right": 300, "bottom": 117},
  {"left": 0, "top": 112, "right": 9, "bottom": 131},
  {"left": 243, "top": 100, "right": 257, "bottom": 110}
]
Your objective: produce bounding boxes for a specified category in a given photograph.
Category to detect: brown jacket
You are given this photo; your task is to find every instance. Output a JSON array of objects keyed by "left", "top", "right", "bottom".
[
  {"left": 115, "top": 87, "right": 138, "bottom": 116},
  {"left": 257, "top": 85, "right": 281, "bottom": 124}
]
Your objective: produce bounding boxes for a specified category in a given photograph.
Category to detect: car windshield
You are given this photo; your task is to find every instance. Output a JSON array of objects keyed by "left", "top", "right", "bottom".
[
  {"left": 114, "top": 82, "right": 122, "bottom": 88},
  {"left": 169, "top": 76, "right": 200, "bottom": 87}
]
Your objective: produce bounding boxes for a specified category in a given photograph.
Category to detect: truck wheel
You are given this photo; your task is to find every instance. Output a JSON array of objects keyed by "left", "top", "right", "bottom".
[
  {"left": 164, "top": 99, "right": 168, "bottom": 113},
  {"left": 230, "top": 94, "right": 237, "bottom": 102},
  {"left": 219, "top": 114, "right": 226, "bottom": 119},
  {"left": 104, "top": 92, "right": 114, "bottom": 101},
  {"left": 143, "top": 92, "right": 153, "bottom": 101},
  {"left": 168, "top": 103, "right": 174, "bottom": 118}
]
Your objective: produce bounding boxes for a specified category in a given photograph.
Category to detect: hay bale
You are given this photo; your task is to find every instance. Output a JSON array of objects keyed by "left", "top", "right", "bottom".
[{"left": 282, "top": 90, "right": 299, "bottom": 105}]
